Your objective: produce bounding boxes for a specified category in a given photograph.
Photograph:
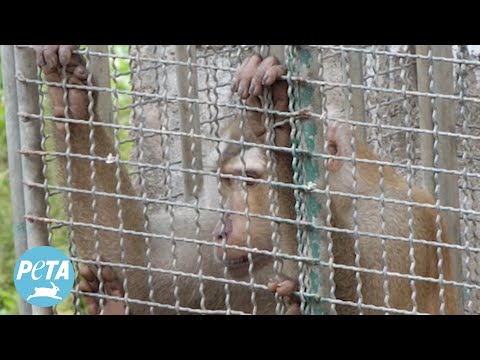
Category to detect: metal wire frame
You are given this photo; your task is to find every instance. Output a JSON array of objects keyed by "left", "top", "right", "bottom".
[{"left": 6, "top": 45, "right": 480, "bottom": 315}]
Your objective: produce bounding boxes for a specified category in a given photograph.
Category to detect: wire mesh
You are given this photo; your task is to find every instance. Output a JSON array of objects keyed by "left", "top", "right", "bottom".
[{"left": 7, "top": 44, "right": 480, "bottom": 315}]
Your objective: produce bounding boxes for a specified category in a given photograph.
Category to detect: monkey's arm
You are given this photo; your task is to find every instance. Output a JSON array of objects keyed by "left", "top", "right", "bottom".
[
  {"left": 35, "top": 46, "right": 149, "bottom": 312},
  {"left": 232, "top": 54, "right": 300, "bottom": 314}
]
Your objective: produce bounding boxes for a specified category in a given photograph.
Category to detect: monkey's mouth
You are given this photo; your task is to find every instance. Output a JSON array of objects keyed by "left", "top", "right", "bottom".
[{"left": 223, "top": 253, "right": 271, "bottom": 278}]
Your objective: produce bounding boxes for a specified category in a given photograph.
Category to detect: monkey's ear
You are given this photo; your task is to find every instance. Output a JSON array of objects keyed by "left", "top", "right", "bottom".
[{"left": 326, "top": 122, "right": 353, "bottom": 172}]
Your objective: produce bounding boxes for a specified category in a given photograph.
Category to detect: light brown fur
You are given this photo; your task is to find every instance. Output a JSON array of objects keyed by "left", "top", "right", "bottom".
[
  {"left": 37, "top": 47, "right": 460, "bottom": 314},
  {"left": 39, "top": 48, "right": 296, "bottom": 314},
  {"left": 328, "top": 129, "right": 459, "bottom": 314}
]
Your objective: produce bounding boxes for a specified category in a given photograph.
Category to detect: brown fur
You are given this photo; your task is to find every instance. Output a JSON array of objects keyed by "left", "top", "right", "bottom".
[
  {"left": 40, "top": 47, "right": 460, "bottom": 314},
  {"left": 329, "top": 133, "right": 459, "bottom": 314},
  {"left": 42, "top": 53, "right": 297, "bottom": 314}
]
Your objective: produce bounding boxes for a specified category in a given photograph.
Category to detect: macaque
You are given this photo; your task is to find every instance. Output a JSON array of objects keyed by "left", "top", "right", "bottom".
[
  {"left": 325, "top": 125, "right": 459, "bottom": 314},
  {"left": 35, "top": 46, "right": 459, "bottom": 315}
]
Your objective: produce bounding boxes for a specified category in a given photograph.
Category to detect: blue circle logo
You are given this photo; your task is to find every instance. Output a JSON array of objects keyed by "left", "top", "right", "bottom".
[{"left": 13, "top": 246, "right": 74, "bottom": 307}]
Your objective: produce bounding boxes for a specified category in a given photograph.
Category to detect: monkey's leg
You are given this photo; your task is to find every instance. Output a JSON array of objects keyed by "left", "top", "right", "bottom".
[
  {"left": 35, "top": 46, "right": 150, "bottom": 313},
  {"left": 78, "top": 265, "right": 125, "bottom": 315}
]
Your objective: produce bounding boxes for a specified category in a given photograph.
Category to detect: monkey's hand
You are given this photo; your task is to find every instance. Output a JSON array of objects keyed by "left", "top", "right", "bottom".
[
  {"left": 78, "top": 265, "right": 126, "bottom": 315},
  {"left": 267, "top": 277, "right": 301, "bottom": 315},
  {"left": 34, "top": 45, "right": 91, "bottom": 127},
  {"left": 231, "top": 54, "right": 290, "bottom": 147},
  {"left": 232, "top": 54, "right": 287, "bottom": 100}
]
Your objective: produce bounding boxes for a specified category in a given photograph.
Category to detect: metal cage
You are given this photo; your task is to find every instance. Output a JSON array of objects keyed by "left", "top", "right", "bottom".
[{"left": 3, "top": 45, "right": 480, "bottom": 315}]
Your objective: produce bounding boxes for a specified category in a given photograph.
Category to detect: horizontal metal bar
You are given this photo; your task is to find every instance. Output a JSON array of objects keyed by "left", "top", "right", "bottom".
[
  {"left": 18, "top": 114, "right": 480, "bottom": 181},
  {"left": 25, "top": 204, "right": 480, "bottom": 256}
]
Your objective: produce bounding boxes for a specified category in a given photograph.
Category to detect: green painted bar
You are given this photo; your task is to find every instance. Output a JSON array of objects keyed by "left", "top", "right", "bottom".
[{"left": 288, "top": 46, "right": 326, "bottom": 315}]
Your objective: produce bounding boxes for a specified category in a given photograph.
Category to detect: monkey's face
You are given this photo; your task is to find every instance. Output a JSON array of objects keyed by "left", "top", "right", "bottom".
[{"left": 213, "top": 147, "right": 275, "bottom": 279}]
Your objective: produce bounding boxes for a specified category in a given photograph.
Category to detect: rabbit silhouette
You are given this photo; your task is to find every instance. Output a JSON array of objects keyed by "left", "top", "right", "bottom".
[{"left": 27, "top": 281, "right": 62, "bottom": 301}]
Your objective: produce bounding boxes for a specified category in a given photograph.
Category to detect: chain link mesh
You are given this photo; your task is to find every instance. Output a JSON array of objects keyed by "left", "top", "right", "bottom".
[{"left": 10, "top": 44, "right": 480, "bottom": 314}]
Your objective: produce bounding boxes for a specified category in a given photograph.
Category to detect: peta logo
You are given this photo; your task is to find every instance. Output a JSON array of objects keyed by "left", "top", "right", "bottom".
[{"left": 13, "top": 246, "right": 74, "bottom": 307}]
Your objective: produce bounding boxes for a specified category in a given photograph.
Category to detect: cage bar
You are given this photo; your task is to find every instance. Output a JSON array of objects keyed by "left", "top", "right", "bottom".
[
  {"left": 431, "top": 45, "right": 464, "bottom": 314},
  {"left": 286, "top": 45, "right": 330, "bottom": 315},
  {"left": 175, "top": 45, "right": 204, "bottom": 201},
  {"left": 348, "top": 46, "right": 367, "bottom": 142},
  {"left": 415, "top": 45, "right": 435, "bottom": 195},
  {"left": 2, "top": 45, "right": 32, "bottom": 315},
  {"left": 4, "top": 44, "right": 479, "bottom": 315},
  {"left": 13, "top": 45, "right": 52, "bottom": 315}
]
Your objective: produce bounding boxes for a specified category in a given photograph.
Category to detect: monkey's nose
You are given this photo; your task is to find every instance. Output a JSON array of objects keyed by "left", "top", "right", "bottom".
[
  {"left": 216, "top": 232, "right": 226, "bottom": 243},
  {"left": 214, "top": 216, "right": 233, "bottom": 243}
]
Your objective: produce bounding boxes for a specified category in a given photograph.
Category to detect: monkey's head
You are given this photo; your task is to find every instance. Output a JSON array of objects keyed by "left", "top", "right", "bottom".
[{"left": 212, "top": 114, "right": 294, "bottom": 279}]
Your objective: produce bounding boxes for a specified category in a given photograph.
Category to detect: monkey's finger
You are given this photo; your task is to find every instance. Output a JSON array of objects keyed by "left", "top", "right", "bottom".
[
  {"left": 103, "top": 302, "right": 126, "bottom": 315},
  {"left": 236, "top": 55, "right": 262, "bottom": 99},
  {"left": 245, "top": 95, "right": 266, "bottom": 138},
  {"left": 67, "top": 64, "right": 90, "bottom": 120},
  {"left": 79, "top": 280, "right": 101, "bottom": 315},
  {"left": 79, "top": 265, "right": 97, "bottom": 282},
  {"left": 78, "top": 279, "right": 93, "bottom": 293},
  {"left": 43, "top": 45, "right": 60, "bottom": 71},
  {"left": 68, "top": 65, "right": 88, "bottom": 86},
  {"left": 251, "top": 66, "right": 286, "bottom": 97},
  {"left": 249, "top": 56, "right": 280, "bottom": 96},
  {"left": 73, "top": 65, "right": 88, "bottom": 81},
  {"left": 263, "top": 65, "right": 287, "bottom": 87},
  {"left": 58, "top": 45, "right": 79, "bottom": 67},
  {"left": 267, "top": 280, "right": 280, "bottom": 293},
  {"left": 272, "top": 80, "right": 289, "bottom": 112},
  {"left": 232, "top": 55, "right": 257, "bottom": 92},
  {"left": 248, "top": 56, "right": 278, "bottom": 96},
  {"left": 285, "top": 303, "right": 301, "bottom": 315},
  {"left": 79, "top": 265, "right": 100, "bottom": 292},
  {"left": 86, "top": 300, "right": 99, "bottom": 315},
  {"left": 33, "top": 46, "right": 46, "bottom": 66},
  {"left": 100, "top": 266, "right": 117, "bottom": 283},
  {"left": 102, "top": 267, "right": 125, "bottom": 297},
  {"left": 276, "top": 279, "right": 297, "bottom": 297}
]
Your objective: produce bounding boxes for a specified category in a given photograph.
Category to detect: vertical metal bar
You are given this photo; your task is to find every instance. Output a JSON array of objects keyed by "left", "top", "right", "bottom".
[
  {"left": 431, "top": 45, "right": 464, "bottom": 314},
  {"left": 88, "top": 45, "right": 113, "bottom": 124},
  {"left": 175, "top": 45, "right": 203, "bottom": 201},
  {"left": 415, "top": 45, "right": 435, "bottom": 195},
  {"left": 14, "top": 45, "right": 52, "bottom": 315},
  {"left": 348, "top": 47, "right": 367, "bottom": 142},
  {"left": 2, "top": 45, "right": 32, "bottom": 315},
  {"left": 287, "top": 46, "right": 330, "bottom": 315}
]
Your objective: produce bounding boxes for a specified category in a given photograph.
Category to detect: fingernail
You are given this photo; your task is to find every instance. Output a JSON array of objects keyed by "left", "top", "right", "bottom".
[
  {"left": 262, "top": 75, "right": 269, "bottom": 85},
  {"left": 249, "top": 85, "right": 255, "bottom": 95},
  {"left": 238, "top": 86, "right": 244, "bottom": 96}
]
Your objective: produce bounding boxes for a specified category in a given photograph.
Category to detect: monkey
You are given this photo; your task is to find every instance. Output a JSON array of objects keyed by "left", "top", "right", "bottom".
[
  {"left": 34, "top": 46, "right": 459, "bottom": 315},
  {"left": 324, "top": 124, "right": 460, "bottom": 314},
  {"left": 35, "top": 46, "right": 299, "bottom": 315},
  {"left": 232, "top": 54, "right": 460, "bottom": 315}
]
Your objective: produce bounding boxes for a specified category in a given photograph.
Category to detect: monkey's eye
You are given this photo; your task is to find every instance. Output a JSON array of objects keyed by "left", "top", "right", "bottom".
[
  {"left": 221, "top": 175, "right": 232, "bottom": 187},
  {"left": 245, "top": 170, "right": 260, "bottom": 187}
]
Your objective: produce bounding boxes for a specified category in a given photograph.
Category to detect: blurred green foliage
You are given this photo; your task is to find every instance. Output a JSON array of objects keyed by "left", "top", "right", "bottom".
[{"left": 0, "top": 55, "right": 18, "bottom": 315}]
